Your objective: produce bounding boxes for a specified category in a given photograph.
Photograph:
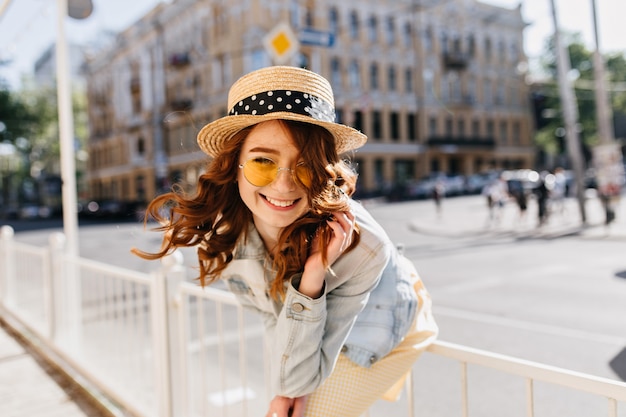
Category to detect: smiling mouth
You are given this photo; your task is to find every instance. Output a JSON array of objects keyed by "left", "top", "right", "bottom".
[{"left": 263, "top": 195, "right": 299, "bottom": 208}]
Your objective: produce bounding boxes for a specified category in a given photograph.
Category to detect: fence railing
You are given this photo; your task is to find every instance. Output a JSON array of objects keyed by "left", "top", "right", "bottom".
[{"left": 2, "top": 224, "right": 626, "bottom": 417}]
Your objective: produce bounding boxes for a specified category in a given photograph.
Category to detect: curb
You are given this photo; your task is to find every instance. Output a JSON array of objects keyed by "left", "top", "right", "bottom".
[{"left": 0, "top": 316, "right": 124, "bottom": 417}]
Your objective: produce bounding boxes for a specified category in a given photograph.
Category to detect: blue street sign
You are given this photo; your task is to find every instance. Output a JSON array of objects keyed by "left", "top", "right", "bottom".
[{"left": 298, "top": 29, "right": 335, "bottom": 48}]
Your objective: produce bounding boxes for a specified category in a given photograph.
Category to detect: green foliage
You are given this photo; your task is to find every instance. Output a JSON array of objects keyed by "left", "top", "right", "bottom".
[
  {"left": 0, "top": 88, "right": 40, "bottom": 143},
  {"left": 534, "top": 32, "right": 626, "bottom": 157}
]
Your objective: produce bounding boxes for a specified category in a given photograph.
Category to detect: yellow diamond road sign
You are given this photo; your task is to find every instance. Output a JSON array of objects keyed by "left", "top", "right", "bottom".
[{"left": 264, "top": 22, "right": 299, "bottom": 65}]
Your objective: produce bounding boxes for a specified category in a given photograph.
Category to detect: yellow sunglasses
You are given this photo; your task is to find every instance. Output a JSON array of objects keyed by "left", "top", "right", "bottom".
[{"left": 239, "top": 157, "right": 313, "bottom": 187}]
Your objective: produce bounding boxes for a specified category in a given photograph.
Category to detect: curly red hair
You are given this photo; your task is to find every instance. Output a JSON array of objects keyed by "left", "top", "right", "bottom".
[{"left": 133, "top": 120, "right": 360, "bottom": 300}]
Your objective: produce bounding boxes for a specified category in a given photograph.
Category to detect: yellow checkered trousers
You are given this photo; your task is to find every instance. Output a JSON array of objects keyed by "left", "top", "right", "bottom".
[{"left": 304, "top": 279, "right": 438, "bottom": 417}]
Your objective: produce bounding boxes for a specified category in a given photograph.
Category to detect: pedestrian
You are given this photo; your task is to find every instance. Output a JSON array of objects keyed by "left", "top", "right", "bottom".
[
  {"left": 550, "top": 167, "right": 567, "bottom": 216},
  {"left": 133, "top": 66, "right": 438, "bottom": 417},
  {"left": 509, "top": 180, "right": 528, "bottom": 224},
  {"left": 482, "top": 174, "right": 508, "bottom": 225},
  {"left": 534, "top": 174, "right": 550, "bottom": 227},
  {"left": 432, "top": 178, "right": 445, "bottom": 217}
]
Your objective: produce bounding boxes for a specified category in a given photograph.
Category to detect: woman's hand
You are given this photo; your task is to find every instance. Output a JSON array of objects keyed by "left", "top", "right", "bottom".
[
  {"left": 266, "top": 395, "right": 307, "bottom": 417},
  {"left": 299, "top": 210, "right": 355, "bottom": 298},
  {"left": 320, "top": 210, "right": 356, "bottom": 266}
]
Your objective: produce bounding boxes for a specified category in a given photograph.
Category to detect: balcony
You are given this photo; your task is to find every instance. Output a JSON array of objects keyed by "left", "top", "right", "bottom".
[
  {"left": 443, "top": 51, "right": 469, "bottom": 70},
  {"left": 170, "top": 98, "right": 193, "bottom": 111},
  {"left": 447, "top": 94, "right": 476, "bottom": 107},
  {"left": 169, "top": 52, "right": 191, "bottom": 67},
  {"left": 130, "top": 77, "right": 141, "bottom": 93},
  {"left": 427, "top": 136, "right": 496, "bottom": 149}
]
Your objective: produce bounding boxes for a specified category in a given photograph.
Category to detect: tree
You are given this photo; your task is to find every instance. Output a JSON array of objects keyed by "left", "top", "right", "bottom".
[
  {"left": 533, "top": 32, "right": 626, "bottom": 167},
  {"left": 0, "top": 88, "right": 41, "bottom": 143}
]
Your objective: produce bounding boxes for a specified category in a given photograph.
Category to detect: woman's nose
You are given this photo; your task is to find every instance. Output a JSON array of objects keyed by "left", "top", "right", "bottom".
[{"left": 271, "top": 168, "right": 297, "bottom": 191}]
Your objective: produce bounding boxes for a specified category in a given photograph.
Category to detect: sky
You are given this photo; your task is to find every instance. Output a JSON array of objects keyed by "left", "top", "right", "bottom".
[{"left": 0, "top": 0, "right": 625, "bottom": 90}]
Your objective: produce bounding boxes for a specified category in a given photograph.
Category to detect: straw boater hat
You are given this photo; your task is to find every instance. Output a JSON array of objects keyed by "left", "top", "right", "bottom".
[{"left": 197, "top": 66, "right": 367, "bottom": 157}]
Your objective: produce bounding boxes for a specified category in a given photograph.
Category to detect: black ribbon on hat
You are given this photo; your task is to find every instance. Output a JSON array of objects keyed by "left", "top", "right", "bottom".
[{"left": 229, "top": 90, "right": 336, "bottom": 123}]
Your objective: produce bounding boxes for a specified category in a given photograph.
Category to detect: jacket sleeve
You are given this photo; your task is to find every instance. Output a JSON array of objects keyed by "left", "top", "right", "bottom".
[{"left": 268, "top": 242, "right": 391, "bottom": 398}]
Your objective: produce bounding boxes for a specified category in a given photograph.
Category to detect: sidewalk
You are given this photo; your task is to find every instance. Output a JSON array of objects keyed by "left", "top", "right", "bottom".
[
  {"left": 0, "top": 319, "right": 111, "bottom": 417},
  {"left": 407, "top": 193, "right": 626, "bottom": 240}
]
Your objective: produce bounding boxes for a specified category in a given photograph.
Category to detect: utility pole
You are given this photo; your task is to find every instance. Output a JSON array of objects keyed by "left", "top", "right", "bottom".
[
  {"left": 590, "top": 0, "right": 624, "bottom": 226},
  {"left": 590, "top": 0, "right": 615, "bottom": 146},
  {"left": 549, "top": 0, "right": 587, "bottom": 224}
]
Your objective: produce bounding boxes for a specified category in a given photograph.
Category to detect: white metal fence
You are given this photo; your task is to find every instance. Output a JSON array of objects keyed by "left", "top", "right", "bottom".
[{"left": 1, "top": 224, "right": 626, "bottom": 417}]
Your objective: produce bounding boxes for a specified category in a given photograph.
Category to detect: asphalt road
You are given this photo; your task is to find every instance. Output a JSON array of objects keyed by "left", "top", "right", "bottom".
[{"left": 4, "top": 193, "right": 626, "bottom": 417}]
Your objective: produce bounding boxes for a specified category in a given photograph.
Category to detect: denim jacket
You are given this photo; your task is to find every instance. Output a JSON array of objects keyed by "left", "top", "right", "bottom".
[{"left": 220, "top": 199, "right": 420, "bottom": 398}]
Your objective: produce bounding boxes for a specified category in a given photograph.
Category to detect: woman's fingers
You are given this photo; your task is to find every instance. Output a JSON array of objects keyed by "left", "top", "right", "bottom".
[{"left": 327, "top": 210, "right": 355, "bottom": 253}]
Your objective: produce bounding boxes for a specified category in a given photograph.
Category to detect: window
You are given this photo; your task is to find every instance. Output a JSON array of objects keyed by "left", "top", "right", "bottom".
[
  {"left": 403, "top": 22, "right": 412, "bottom": 47},
  {"left": 445, "top": 117, "right": 453, "bottom": 136},
  {"left": 484, "top": 37, "right": 492, "bottom": 60},
  {"left": 304, "top": 7, "right": 313, "bottom": 27},
  {"left": 137, "top": 137, "right": 145, "bottom": 155},
  {"left": 424, "top": 27, "right": 433, "bottom": 51},
  {"left": 404, "top": 68, "right": 413, "bottom": 93},
  {"left": 349, "top": 60, "right": 361, "bottom": 88},
  {"left": 407, "top": 113, "right": 416, "bottom": 141},
  {"left": 510, "top": 41, "right": 519, "bottom": 62},
  {"left": 297, "top": 52, "right": 310, "bottom": 69},
  {"left": 452, "top": 36, "right": 461, "bottom": 53},
  {"left": 329, "top": 7, "right": 339, "bottom": 33},
  {"left": 373, "top": 111, "right": 382, "bottom": 139},
  {"left": 353, "top": 110, "right": 363, "bottom": 132},
  {"left": 331, "top": 58, "right": 342, "bottom": 87},
  {"left": 390, "top": 112, "right": 400, "bottom": 140},
  {"left": 486, "top": 119, "right": 494, "bottom": 138},
  {"left": 336, "top": 108, "right": 344, "bottom": 124},
  {"left": 512, "top": 121, "right": 520, "bottom": 145},
  {"left": 451, "top": 76, "right": 461, "bottom": 101},
  {"left": 374, "top": 159, "right": 385, "bottom": 188},
  {"left": 440, "top": 32, "right": 448, "bottom": 53},
  {"left": 499, "top": 121, "right": 508, "bottom": 144},
  {"left": 354, "top": 158, "right": 365, "bottom": 186},
  {"left": 498, "top": 40, "right": 506, "bottom": 61},
  {"left": 387, "top": 66, "right": 396, "bottom": 91},
  {"left": 251, "top": 48, "right": 268, "bottom": 71},
  {"left": 368, "top": 15, "right": 378, "bottom": 43},
  {"left": 394, "top": 160, "right": 415, "bottom": 184},
  {"left": 472, "top": 119, "right": 480, "bottom": 137},
  {"left": 385, "top": 16, "right": 396, "bottom": 45},
  {"left": 467, "top": 77, "right": 476, "bottom": 102},
  {"left": 349, "top": 11, "right": 359, "bottom": 39},
  {"left": 135, "top": 175, "right": 145, "bottom": 201},
  {"left": 290, "top": 2, "right": 300, "bottom": 28},
  {"left": 429, "top": 117, "right": 437, "bottom": 136},
  {"left": 496, "top": 84, "right": 504, "bottom": 105},
  {"left": 484, "top": 81, "right": 493, "bottom": 106},
  {"left": 369, "top": 63, "right": 379, "bottom": 90},
  {"left": 468, "top": 34, "right": 475, "bottom": 56},
  {"left": 457, "top": 118, "right": 465, "bottom": 137}
]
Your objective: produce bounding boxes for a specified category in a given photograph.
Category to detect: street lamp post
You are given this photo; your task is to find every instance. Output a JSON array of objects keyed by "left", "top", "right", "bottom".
[
  {"left": 549, "top": 0, "right": 587, "bottom": 224},
  {"left": 590, "top": 0, "right": 615, "bottom": 146}
]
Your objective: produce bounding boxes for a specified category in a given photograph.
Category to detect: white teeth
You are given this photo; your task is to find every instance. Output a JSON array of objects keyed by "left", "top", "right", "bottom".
[{"left": 265, "top": 196, "right": 295, "bottom": 207}]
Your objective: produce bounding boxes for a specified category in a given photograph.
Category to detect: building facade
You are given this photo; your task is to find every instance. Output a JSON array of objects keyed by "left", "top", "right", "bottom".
[{"left": 85, "top": 0, "right": 534, "bottom": 203}]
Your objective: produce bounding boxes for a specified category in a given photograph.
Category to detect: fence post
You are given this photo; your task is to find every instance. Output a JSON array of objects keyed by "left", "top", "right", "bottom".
[
  {"left": 48, "top": 231, "right": 82, "bottom": 353},
  {"left": 48, "top": 232, "right": 65, "bottom": 344},
  {"left": 0, "top": 225, "right": 16, "bottom": 309},
  {"left": 151, "top": 249, "right": 187, "bottom": 417}
]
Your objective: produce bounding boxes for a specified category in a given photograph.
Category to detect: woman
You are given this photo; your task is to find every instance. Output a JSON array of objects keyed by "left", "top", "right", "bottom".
[{"left": 134, "top": 66, "right": 438, "bottom": 417}]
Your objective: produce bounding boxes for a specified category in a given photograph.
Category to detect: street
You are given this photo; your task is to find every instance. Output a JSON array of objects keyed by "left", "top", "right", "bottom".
[{"left": 5, "top": 192, "right": 626, "bottom": 416}]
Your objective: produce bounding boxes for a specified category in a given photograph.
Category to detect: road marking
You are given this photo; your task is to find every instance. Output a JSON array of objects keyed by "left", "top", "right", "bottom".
[
  {"left": 435, "top": 306, "right": 626, "bottom": 346},
  {"left": 437, "top": 278, "right": 503, "bottom": 293}
]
